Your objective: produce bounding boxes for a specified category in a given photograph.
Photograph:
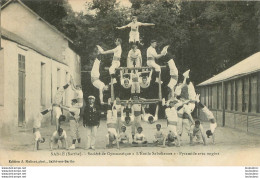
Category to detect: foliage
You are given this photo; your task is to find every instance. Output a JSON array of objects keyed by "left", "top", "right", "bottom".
[{"left": 6, "top": 0, "right": 259, "bottom": 98}]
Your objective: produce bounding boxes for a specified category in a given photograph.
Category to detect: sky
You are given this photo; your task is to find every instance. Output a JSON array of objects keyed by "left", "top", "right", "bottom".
[{"left": 68, "top": 0, "right": 132, "bottom": 13}]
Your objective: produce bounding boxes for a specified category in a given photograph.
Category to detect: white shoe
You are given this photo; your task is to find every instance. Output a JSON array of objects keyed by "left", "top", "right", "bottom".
[
  {"left": 155, "top": 79, "right": 163, "bottom": 84},
  {"left": 183, "top": 69, "right": 190, "bottom": 78},
  {"left": 195, "top": 94, "right": 200, "bottom": 103},
  {"left": 162, "top": 98, "right": 166, "bottom": 106},
  {"left": 161, "top": 45, "right": 169, "bottom": 55},
  {"left": 96, "top": 45, "right": 104, "bottom": 53},
  {"left": 69, "top": 144, "right": 75, "bottom": 150},
  {"left": 109, "top": 78, "right": 117, "bottom": 85}
]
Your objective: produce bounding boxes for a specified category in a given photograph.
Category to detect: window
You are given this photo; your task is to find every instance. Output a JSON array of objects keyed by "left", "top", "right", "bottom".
[
  {"left": 249, "top": 74, "right": 258, "bottom": 113},
  {"left": 258, "top": 72, "right": 260, "bottom": 113},
  {"left": 242, "top": 77, "right": 249, "bottom": 112},
  {"left": 231, "top": 81, "right": 234, "bottom": 111},
  {"left": 217, "top": 84, "right": 222, "bottom": 110},
  {"left": 208, "top": 86, "right": 212, "bottom": 109},
  {"left": 205, "top": 86, "right": 209, "bottom": 106},
  {"left": 0, "top": 50, "right": 4, "bottom": 106},
  {"left": 225, "top": 82, "right": 232, "bottom": 111},
  {"left": 225, "top": 83, "right": 228, "bottom": 110},
  {"left": 41, "top": 63, "right": 46, "bottom": 106},
  {"left": 236, "top": 79, "right": 243, "bottom": 112},
  {"left": 18, "top": 54, "right": 25, "bottom": 72},
  {"left": 64, "top": 71, "right": 69, "bottom": 106},
  {"left": 212, "top": 85, "right": 218, "bottom": 109},
  {"left": 57, "top": 68, "right": 60, "bottom": 90},
  {"left": 202, "top": 87, "right": 206, "bottom": 105}
]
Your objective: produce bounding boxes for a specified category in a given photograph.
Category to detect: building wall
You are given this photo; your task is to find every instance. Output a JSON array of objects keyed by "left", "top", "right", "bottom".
[
  {"left": 0, "top": 49, "right": 4, "bottom": 106},
  {"left": 198, "top": 72, "right": 260, "bottom": 135},
  {"left": 2, "top": 1, "right": 68, "bottom": 63},
  {"left": 65, "top": 47, "right": 81, "bottom": 85},
  {"left": 0, "top": 39, "right": 76, "bottom": 135}
]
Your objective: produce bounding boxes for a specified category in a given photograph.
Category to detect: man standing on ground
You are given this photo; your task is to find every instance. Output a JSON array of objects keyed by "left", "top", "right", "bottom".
[{"left": 83, "top": 96, "right": 101, "bottom": 150}]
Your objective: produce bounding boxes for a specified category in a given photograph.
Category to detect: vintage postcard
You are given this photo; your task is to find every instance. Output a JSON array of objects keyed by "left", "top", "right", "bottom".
[{"left": 0, "top": 0, "right": 259, "bottom": 166}]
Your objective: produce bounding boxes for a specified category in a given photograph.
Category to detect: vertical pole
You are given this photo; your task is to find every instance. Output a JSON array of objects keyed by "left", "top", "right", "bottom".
[
  {"left": 158, "top": 71, "right": 162, "bottom": 101},
  {"left": 222, "top": 81, "right": 225, "bottom": 127},
  {"left": 257, "top": 72, "right": 260, "bottom": 113},
  {"left": 50, "top": 59, "right": 53, "bottom": 125},
  {"left": 247, "top": 76, "right": 251, "bottom": 132},
  {"left": 111, "top": 77, "right": 114, "bottom": 102}
]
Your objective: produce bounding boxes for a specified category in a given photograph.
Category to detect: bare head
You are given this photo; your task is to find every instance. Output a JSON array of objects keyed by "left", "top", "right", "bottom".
[
  {"left": 116, "top": 97, "right": 120, "bottom": 105},
  {"left": 137, "top": 127, "right": 143, "bottom": 134},
  {"left": 132, "top": 95, "right": 139, "bottom": 101},
  {"left": 59, "top": 115, "right": 66, "bottom": 123},
  {"left": 132, "top": 44, "right": 138, "bottom": 52},
  {"left": 150, "top": 40, "right": 157, "bottom": 48},
  {"left": 148, "top": 116, "right": 154, "bottom": 124},
  {"left": 115, "top": 38, "right": 122, "bottom": 45},
  {"left": 142, "top": 76, "right": 147, "bottom": 84},
  {"left": 58, "top": 128, "right": 63, "bottom": 136},
  {"left": 125, "top": 116, "right": 131, "bottom": 124},
  {"left": 121, "top": 126, "right": 126, "bottom": 132},
  {"left": 156, "top": 124, "right": 161, "bottom": 131},
  {"left": 94, "top": 46, "right": 101, "bottom": 56},
  {"left": 124, "top": 79, "right": 130, "bottom": 87},
  {"left": 132, "top": 16, "right": 137, "bottom": 23},
  {"left": 195, "top": 120, "right": 201, "bottom": 128},
  {"left": 169, "top": 100, "right": 175, "bottom": 107}
]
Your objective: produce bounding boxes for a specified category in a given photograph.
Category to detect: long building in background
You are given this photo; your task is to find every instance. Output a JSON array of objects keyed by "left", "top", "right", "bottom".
[
  {"left": 0, "top": 0, "right": 81, "bottom": 135},
  {"left": 197, "top": 52, "right": 260, "bottom": 134}
]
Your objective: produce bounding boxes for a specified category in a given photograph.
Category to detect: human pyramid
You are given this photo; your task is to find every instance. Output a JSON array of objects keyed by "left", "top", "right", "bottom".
[
  {"left": 33, "top": 16, "right": 217, "bottom": 151},
  {"left": 92, "top": 16, "right": 217, "bottom": 149}
]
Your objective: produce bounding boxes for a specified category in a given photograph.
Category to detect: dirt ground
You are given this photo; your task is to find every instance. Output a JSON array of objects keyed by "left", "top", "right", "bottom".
[{"left": 1, "top": 119, "right": 260, "bottom": 166}]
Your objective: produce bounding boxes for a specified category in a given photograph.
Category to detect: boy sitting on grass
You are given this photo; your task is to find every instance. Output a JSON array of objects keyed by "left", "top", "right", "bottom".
[
  {"left": 118, "top": 126, "right": 130, "bottom": 144},
  {"left": 106, "top": 109, "right": 119, "bottom": 149},
  {"left": 153, "top": 124, "right": 165, "bottom": 145},
  {"left": 132, "top": 127, "right": 147, "bottom": 146}
]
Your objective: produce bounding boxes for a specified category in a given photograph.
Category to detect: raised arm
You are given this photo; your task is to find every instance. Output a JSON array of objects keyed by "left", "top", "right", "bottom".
[
  {"left": 120, "top": 70, "right": 124, "bottom": 86},
  {"left": 138, "top": 49, "right": 142, "bottom": 66},
  {"left": 139, "top": 22, "right": 155, "bottom": 26},
  {"left": 64, "top": 138, "right": 69, "bottom": 150},
  {"left": 116, "top": 135, "right": 120, "bottom": 149},
  {"left": 101, "top": 49, "right": 115, "bottom": 55},
  {"left": 70, "top": 75, "right": 77, "bottom": 91},
  {"left": 60, "top": 105, "right": 69, "bottom": 111},
  {"left": 150, "top": 48, "right": 165, "bottom": 59},
  {"left": 148, "top": 69, "right": 153, "bottom": 81},
  {"left": 99, "top": 89, "right": 104, "bottom": 105},
  {"left": 200, "top": 127, "right": 207, "bottom": 145},
  {"left": 131, "top": 105, "right": 135, "bottom": 117},
  {"left": 116, "top": 23, "right": 130, "bottom": 30},
  {"left": 121, "top": 106, "right": 124, "bottom": 119},
  {"left": 155, "top": 104, "right": 159, "bottom": 117},
  {"left": 162, "top": 134, "right": 167, "bottom": 148},
  {"left": 141, "top": 105, "right": 146, "bottom": 119}
]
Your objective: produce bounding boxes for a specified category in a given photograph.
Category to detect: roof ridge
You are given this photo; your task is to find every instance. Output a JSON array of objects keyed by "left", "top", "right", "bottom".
[
  {"left": 1, "top": 0, "right": 73, "bottom": 43},
  {"left": 197, "top": 52, "right": 260, "bottom": 86}
]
